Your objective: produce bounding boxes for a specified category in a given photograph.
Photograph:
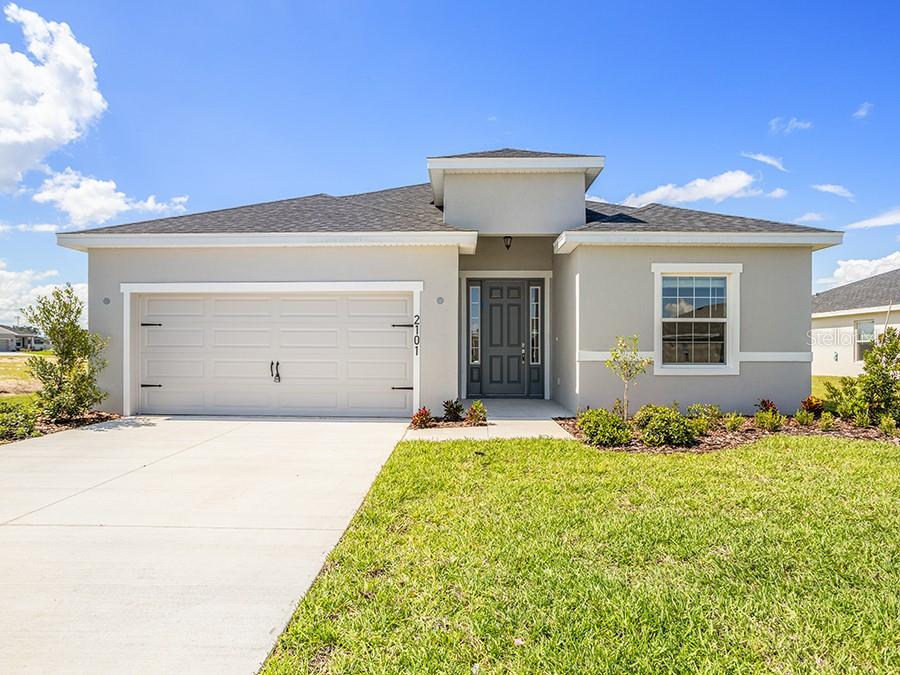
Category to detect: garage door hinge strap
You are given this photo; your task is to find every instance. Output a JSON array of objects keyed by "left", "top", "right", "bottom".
[
  {"left": 140, "top": 384, "right": 163, "bottom": 388},
  {"left": 391, "top": 386, "right": 413, "bottom": 390}
]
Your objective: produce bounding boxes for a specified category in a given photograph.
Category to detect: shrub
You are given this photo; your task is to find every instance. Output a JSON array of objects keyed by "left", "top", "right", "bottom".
[
  {"left": 23, "top": 285, "right": 108, "bottom": 421},
  {"left": 755, "top": 409, "right": 786, "bottom": 432},
  {"left": 853, "top": 410, "right": 871, "bottom": 428},
  {"left": 879, "top": 414, "right": 897, "bottom": 437},
  {"left": 576, "top": 408, "right": 632, "bottom": 447},
  {"left": 800, "top": 395, "right": 825, "bottom": 416},
  {"left": 818, "top": 411, "right": 835, "bottom": 431},
  {"left": 687, "top": 416, "right": 711, "bottom": 437},
  {"left": 686, "top": 403, "right": 722, "bottom": 422},
  {"left": 633, "top": 404, "right": 676, "bottom": 429},
  {"left": 604, "top": 335, "right": 653, "bottom": 419},
  {"left": 410, "top": 406, "right": 433, "bottom": 429},
  {"left": 639, "top": 407, "right": 696, "bottom": 447},
  {"left": 723, "top": 412, "right": 744, "bottom": 432},
  {"left": 465, "top": 400, "right": 488, "bottom": 426},
  {"left": 858, "top": 327, "right": 900, "bottom": 420},
  {"left": 794, "top": 409, "right": 815, "bottom": 426},
  {"left": 442, "top": 399, "right": 464, "bottom": 422},
  {"left": 0, "top": 400, "right": 38, "bottom": 441},
  {"left": 756, "top": 399, "right": 778, "bottom": 414},
  {"left": 825, "top": 377, "right": 868, "bottom": 420}
]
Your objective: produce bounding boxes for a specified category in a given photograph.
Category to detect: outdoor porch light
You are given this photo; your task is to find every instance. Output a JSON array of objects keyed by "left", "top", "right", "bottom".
[{"left": 503, "top": 236, "right": 512, "bottom": 250}]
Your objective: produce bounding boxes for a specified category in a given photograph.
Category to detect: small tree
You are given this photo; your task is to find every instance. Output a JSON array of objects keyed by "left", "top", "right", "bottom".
[
  {"left": 22, "top": 285, "right": 109, "bottom": 421},
  {"left": 859, "top": 326, "right": 900, "bottom": 420},
  {"left": 605, "top": 335, "right": 653, "bottom": 420}
]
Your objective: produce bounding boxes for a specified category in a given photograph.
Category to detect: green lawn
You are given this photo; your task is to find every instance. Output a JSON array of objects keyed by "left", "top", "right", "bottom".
[
  {"left": 0, "top": 352, "right": 51, "bottom": 401},
  {"left": 812, "top": 374, "right": 843, "bottom": 399},
  {"left": 265, "top": 436, "right": 899, "bottom": 674}
]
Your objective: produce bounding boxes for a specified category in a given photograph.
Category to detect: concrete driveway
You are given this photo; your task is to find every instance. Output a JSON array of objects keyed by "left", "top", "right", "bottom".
[{"left": 0, "top": 416, "right": 406, "bottom": 674}]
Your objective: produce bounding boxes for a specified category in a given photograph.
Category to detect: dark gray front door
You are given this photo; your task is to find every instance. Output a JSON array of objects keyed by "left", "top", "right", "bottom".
[{"left": 482, "top": 280, "right": 528, "bottom": 397}]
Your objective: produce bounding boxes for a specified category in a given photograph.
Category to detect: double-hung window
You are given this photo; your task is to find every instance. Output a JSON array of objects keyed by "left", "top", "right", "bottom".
[
  {"left": 653, "top": 264, "right": 741, "bottom": 375},
  {"left": 855, "top": 319, "right": 875, "bottom": 362}
]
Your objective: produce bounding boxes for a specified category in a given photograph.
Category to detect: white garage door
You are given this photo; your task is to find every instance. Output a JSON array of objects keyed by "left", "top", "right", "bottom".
[{"left": 137, "top": 293, "right": 414, "bottom": 416}]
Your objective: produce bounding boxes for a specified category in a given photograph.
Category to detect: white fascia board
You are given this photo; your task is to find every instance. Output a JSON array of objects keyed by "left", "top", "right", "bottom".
[
  {"left": 427, "top": 156, "right": 605, "bottom": 207},
  {"left": 120, "top": 281, "right": 424, "bottom": 294},
  {"left": 812, "top": 304, "right": 896, "bottom": 319},
  {"left": 554, "top": 229, "right": 843, "bottom": 254},
  {"left": 57, "top": 230, "right": 479, "bottom": 254}
]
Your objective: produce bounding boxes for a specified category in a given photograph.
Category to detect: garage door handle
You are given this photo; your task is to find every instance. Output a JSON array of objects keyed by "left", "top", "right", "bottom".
[
  {"left": 274, "top": 361, "right": 281, "bottom": 383},
  {"left": 270, "top": 361, "right": 274, "bottom": 377}
]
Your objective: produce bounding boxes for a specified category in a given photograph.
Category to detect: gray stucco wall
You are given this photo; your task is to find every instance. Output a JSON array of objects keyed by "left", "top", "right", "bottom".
[
  {"left": 459, "top": 236, "right": 555, "bottom": 271},
  {"left": 88, "top": 246, "right": 460, "bottom": 414},
  {"left": 555, "top": 245, "right": 813, "bottom": 414}
]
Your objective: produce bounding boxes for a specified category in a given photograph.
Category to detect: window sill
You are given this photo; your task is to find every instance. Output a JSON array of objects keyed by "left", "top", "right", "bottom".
[{"left": 653, "top": 364, "right": 739, "bottom": 376}]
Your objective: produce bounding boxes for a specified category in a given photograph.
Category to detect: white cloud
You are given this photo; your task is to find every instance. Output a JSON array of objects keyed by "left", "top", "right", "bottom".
[
  {"left": 769, "top": 116, "right": 812, "bottom": 134},
  {"left": 0, "top": 259, "right": 87, "bottom": 324},
  {"left": 487, "top": 115, "right": 497, "bottom": 122},
  {"left": 15, "top": 222, "right": 59, "bottom": 232},
  {"left": 812, "top": 183, "right": 854, "bottom": 200},
  {"left": 845, "top": 207, "right": 900, "bottom": 230},
  {"left": 585, "top": 194, "right": 607, "bottom": 203},
  {"left": 852, "top": 102, "right": 873, "bottom": 119},
  {"left": 0, "top": 3, "right": 107, "bottom": 191},
  {"left": 622, "top": 170, "right": 760, "bottom": 207},
  {"left": 795, "top": 212, "right": 825, "bottom": 223},
  {"left": 741, "top": 151, "right": 787, "bottom": 172},
  {"left": 31, "top": 167, "right": 188, "bottom": 227},
  {"left": 767, "top": 187, "right": 788, "bottom": 199},
  {"left": 818, "top": 251, "right": 900, "bottom": 289}
]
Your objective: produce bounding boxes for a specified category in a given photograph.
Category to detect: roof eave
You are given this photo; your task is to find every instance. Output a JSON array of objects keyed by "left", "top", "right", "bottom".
[
  {"left": 812, "top": 304, "right": 899, "bottom": 319},
  {"left": 553, "top": 229, "right": 844, "bottom": 254},
  {"left": 57, "top": 230, "right": 480, "bottom": 255}
]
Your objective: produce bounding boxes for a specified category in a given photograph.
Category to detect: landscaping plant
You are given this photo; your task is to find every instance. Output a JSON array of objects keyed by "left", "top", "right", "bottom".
[
  {"left": 879, "top": 414, "right": 897, "bottom": 437},
  {"left": 818, "top": 411, "right": 835, "bottom": 431},
  {"left": 794, "top": 409, "right": 815, "bottom": 427},
  {"left": 824, "top": 328, "right": 900, "bottom": 424},
  {"left": 800, "top": 395, "right": 825, "bottom": 416},
  {"left": 639, "top": 406, "right": 696, "bottom": 447},
  {"left": 756, "top": 399, "right": 778, "bottom": 413},
  {"left": 604, "top": 335, "right": 652, "bottom": 420},
  {"left": 853, "top": 410, "right": 871, "bottom": 428},
  {"left": 755, "top": 409, "right": 786, "bottom": 432},
  {"left": 442, "top": 399, "right": 464, "bottom": 422},
  {"left": 0, "top": 400, "right": 37, "bottom": 441},
  {"left": 687, "top": 416, "right": 711, "bottom": 436},
  {"left": 576, "top": 408, "right": 632, "bottom": 447},
  {"left": 723, "top": 412, "right": 744, "bottom": 432},
  {"left": 23, "top": 285, "right": 108, "bottom": 421},
  {"left": 633, "top": 403, "right": 676, "bottom": 429},
  {"left": 686, "top": 403, "right": 722, "bottom": 422},
  {"left": 410, "top": 406, "right": 433, "bottom": 429},
  {"left": 465, "top": 400, "right": 488, "bottom": 426}
]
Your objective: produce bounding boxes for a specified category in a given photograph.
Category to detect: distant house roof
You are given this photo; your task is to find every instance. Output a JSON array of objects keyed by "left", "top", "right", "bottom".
[
  {"left": 0, "top": 325, "right": 41, "bottom": 337},
  {"left": 65, "top": 183, "right": 835, "bottom": 238},
  {"left": 812, "top": 268, "right": 900, "bottom": 314},
  {"left": 428, "top": 148, "right": 599, "bottom": 159}
]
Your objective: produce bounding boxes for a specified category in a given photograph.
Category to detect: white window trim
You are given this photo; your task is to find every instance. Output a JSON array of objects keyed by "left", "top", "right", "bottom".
[
  {"left": 458, "top": 270, "right": 552, "bottom": 399},
  {"left": 120, "top": 280, "right": 423, "bottom": 417},
  {"left": 854, "top": 319, "right": 876, "bottom": 363},
  {"left": 652, "top": 263, "right": 742, "bottom": 376}
]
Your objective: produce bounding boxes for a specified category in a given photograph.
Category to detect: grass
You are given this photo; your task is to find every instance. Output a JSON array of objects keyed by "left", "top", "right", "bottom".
[
  {"left": 812, "top": 374, "right": 843, "bottom": 400},
  {"left": 264, "top": 436, "right": 899, "bottom": 674},
  {"left": 0, "top": 351, "right": 51, "bottom": 398}
]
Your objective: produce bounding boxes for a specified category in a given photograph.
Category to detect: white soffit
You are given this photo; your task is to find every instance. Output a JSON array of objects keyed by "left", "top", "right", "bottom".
[
  {"left": 57, "top": 230, "right": 479, "bottom": 254},
  {"left": 553, "top": 229, "right": 844, "bottom": 253},
  {"left": 427, "top": 156, "right": 606, "bottom": 207}
]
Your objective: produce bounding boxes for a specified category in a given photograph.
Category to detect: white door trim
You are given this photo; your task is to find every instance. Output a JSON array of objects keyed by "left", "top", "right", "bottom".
[
  {"left": 120, "top": 281, "right": 424, "bottom": 416},
  {"left": 458, "top": 271, "right": 552, "bottom": 400}
]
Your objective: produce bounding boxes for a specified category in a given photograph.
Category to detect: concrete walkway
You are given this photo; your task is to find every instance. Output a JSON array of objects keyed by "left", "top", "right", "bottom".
[
  {"left": 404, "top": 398, "right": 574, "bottom": 441},
  {"left": 0, "top": 416, "right": 406, "bottom": 674}
]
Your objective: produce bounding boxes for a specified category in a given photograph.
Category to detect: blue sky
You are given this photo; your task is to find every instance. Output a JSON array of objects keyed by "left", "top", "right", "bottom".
[{"left": 2, "top": 1, "right": 900, "bottom": 322}]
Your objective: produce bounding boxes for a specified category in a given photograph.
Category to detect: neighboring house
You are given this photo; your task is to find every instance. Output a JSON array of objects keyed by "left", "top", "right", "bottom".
[
  {"left": 811, "top": 268, "right": 900, "bottom": 377},
  {"left": 57, "top": 148, "right": 842, "bottom": 417},
  {"left": 0, "top": 325, "right": 48, "bottom": 351}
]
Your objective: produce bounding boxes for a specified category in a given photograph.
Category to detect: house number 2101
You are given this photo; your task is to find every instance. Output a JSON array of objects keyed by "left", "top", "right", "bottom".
[{"left": 413, "top": 314, "right": 420, "bottom": 356}]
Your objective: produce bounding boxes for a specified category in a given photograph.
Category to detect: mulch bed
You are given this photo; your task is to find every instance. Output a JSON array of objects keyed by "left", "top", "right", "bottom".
[
  {"left": 34, "top": 411, "right": 120, "bottom": 437},
  {"left": 409, "top": 418, "right": 488, "bottom": 429},
  {"left": 554, "top": 415, "right": 900, "bottom": 454}
]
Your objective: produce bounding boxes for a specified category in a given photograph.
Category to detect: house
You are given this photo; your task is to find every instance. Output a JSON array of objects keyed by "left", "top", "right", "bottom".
[
  {"left": 57, "top": 148, "right": 843, "bottom": 417},
  {"left": 811, "top": 268, "right": 900, "bottom": 376},
  {"left": 0, "top": 325, "right": 48, "bottom": 352}
]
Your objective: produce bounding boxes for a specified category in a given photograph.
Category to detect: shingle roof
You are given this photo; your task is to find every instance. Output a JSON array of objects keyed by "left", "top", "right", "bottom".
[
  {"left": 580, "top": 201, "right": 834, "bottom": 234},
  {"left": 70, "top": 182, "right": 836, "bottom": 237},
  {"left": 429, "top": 148, "right": 598, "bottom": 159},
  {"left": 812, "top": 268, "right": 900, "bottom": 314}
]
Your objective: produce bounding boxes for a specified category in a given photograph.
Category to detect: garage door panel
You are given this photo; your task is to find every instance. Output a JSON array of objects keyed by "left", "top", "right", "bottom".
[
  {"left": 145, "top": 328, "right": 205, "bottom": 348},
  {"left": 138, "top": 292, "right": 414, "bottom": 417},
  {"left": 212, "top": 329, "right": 272, "bottom": 348},
  {"left": 144, "top": 358, "right": 204, "bottom": 378},
  {"left": 144, "top": 297, "right": 205, "bottom": 317},
  {"left": 279, "top": 329, "right": 339, "bottom": 348}
]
